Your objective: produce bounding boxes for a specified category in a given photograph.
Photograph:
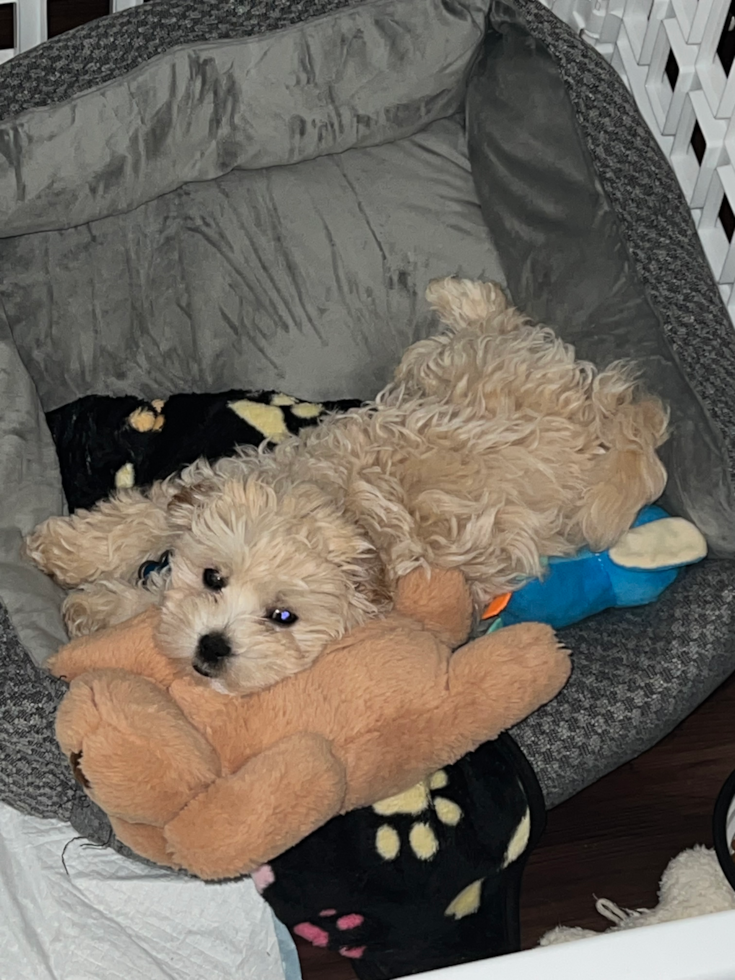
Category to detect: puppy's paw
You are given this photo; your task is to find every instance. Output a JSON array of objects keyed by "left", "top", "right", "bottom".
[
  {"left": 62, "top": 590, "right": 109, "bottom": 638},
  {"left": 425, "top": 277, "right": 509, "bottom": 329},
  {"left": 62, "top": 581, "right": 158, "bottom": 637}
]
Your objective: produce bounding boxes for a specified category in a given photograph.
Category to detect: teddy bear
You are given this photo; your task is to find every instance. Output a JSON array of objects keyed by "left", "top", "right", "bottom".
[{"left": 48, "top": 566, "right": 571, "bottom": 881}]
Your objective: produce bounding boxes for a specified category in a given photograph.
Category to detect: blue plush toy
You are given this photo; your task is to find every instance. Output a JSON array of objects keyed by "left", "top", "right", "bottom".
[{"left": 483, "top": 506, "right": 708, "bottom": 632}]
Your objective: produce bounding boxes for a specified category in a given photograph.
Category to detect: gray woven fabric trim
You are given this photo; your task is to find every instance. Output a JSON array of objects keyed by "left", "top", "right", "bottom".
[
  {"left": 0, "top": 0, "right": 362, "bottom": 122},
  {"left": 0, "top": 602, "right": 80, "bottom": 821},
  {"left": 68, "top": 794, "right": 189, "bottom": 872},
  {"left": 511, "top": 0, "right": 735, "bottom": 471},
  {"left": 512, "top": 559, "right": 735, "bottom": 807}
]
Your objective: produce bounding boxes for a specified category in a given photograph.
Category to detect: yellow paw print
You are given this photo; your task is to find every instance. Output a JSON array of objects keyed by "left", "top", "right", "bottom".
[
  {"left": 228, "top": 393, "right": 324, "bottom": 443},
  {"left": 127, "top": 399, "right": 166, "bottom": 433},
  {"left": 117, "top": 400, "right": 167, "bottom": 490},
  {"left": 373, "top": 769, "right": 532, "bottom": 923},
  {"left": 372, "top": 770, "right": 462, "bottom": 862}
]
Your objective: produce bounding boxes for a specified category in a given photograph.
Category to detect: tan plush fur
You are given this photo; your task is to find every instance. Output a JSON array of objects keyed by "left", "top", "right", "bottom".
[
  {"left": 26, "top": 279, "right": 668, "bottom": 694},
  {"left": 49, "top": 567, "right": 571, "bottom": 881}
]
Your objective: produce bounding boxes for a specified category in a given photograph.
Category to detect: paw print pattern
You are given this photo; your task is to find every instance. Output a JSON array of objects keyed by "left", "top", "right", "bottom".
[
  {"left": 443, "top": 805, "right": 530, "bottom": 921},
  {"left": 115, "top": 400, "right": 167, "bottom": 490},
  {"left": 372, "top": 769, "right": 462, "bottom": 862},
  {"left": 127, "top": 400, "right": 166, "bottom": 433},
  {"left": 255, "top": 736, "right": 539, "bottom": 976},
  {"left": 293, "top": 910, "right": 367, "bottom": 960},
  {"left": 228, "top": 392, "right": 324, "bottom": 444},
  {"left": 114, "top": 461, "right": 136, "bottom": 490},
  {"left": 371, "top": 769, "right": 531, "bottom": 922},
  {"left": 251, "top": 864, "right": 367, "bottom": 961}
]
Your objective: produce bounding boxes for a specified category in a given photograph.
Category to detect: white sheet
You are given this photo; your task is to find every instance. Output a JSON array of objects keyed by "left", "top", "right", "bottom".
[{"left": 0, "top": 801, "right": 298, "bottom": 980}]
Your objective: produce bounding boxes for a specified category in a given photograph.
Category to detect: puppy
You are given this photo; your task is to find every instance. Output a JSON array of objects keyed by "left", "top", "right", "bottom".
[{"left": 25, "top": 279, "right": 668, "bottom": 694}]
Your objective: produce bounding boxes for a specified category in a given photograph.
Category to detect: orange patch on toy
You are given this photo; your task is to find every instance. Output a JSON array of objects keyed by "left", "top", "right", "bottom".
[{"left": 481, "top": 593, "right": 512, "bottom": 620}]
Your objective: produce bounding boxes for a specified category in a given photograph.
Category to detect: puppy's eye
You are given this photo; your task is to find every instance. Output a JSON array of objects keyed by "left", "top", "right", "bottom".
[
  {"left": 267, "top": 608, "right": 299, "bottom": 627},
  {"left": 203, "top": 568, "right": 227, "bottom": 591}
]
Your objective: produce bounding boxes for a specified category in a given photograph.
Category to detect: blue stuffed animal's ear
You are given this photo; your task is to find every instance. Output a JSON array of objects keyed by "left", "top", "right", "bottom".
[{"left": 608, "top": 516, "right": 708, "bottom": 572}]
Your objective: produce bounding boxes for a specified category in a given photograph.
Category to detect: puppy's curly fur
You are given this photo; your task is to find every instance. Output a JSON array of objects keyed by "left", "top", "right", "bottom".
[{"left": 25, "top": 279, "right": 668, "bottom": 693}]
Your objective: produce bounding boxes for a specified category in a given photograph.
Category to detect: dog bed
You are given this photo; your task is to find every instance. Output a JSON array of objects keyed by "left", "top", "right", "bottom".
[{"left": 2, "top": 0, "right": 735, "bottom": 971}]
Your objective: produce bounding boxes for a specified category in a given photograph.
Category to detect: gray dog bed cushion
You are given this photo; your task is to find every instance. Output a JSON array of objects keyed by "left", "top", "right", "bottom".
[{"left": 1, "top": 0, "right": 735, "bottom": 850}]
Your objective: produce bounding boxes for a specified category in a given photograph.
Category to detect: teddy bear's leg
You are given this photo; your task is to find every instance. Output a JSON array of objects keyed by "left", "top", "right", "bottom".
[
  {"left": 48, "top": 609, "right": 180, "bottom": 687},
  {"left": 447, "top": 623, "right": 571, "bottom": 736},
  {"left": 56, "top": 671, "right": 221, "bottom": 825},
  {"left": 164, "top": 733, "right": 347, "bottom": 881},
  {"left": 109, "top": 817, "right": 176, "bottom": 869}
]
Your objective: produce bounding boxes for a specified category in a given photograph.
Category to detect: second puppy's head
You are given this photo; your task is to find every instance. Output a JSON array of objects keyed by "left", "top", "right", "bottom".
[{"left": 157, "top": 477, "right": 384, "bottom": 694}]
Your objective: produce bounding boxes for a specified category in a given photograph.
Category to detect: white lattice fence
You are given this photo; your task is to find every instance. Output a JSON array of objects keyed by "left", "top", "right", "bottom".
[
  {"left": 541, "top": 0, "right": 735, "bottom": 320},
  {"left": 0, "top": 0, "right": 143, "bottom": 64}
]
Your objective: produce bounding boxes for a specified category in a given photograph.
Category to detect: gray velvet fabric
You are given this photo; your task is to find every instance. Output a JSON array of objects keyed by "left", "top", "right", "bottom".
[
  {"left": 0, "top": 0, "right": 363, "bottom": 123},
  {"left": 3, "top": 118, "right": 504, "bottom": 412},
  {"left": 0, "top": 298, "right": 67, "bottom": 665},
  {"left": 0, "top": 0, "right": 488, "bottom": 238},
  {"left": 0, "top": 0, "right": 732, "bottom": 838}
]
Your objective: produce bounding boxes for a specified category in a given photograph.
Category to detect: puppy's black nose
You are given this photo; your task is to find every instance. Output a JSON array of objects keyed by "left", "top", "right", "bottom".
[{"left": 193, "top": 632, "right": 232, "bottom": 676}]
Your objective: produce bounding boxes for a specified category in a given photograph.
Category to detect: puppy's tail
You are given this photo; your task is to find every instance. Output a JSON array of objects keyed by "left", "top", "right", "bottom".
[
  {"left": 579, "top": 371, "right": 670, "bottom": 551},
  {"left": 425, "top": 277, "right": 520, "bottom": 336},
  {"left": 383, "top": 278, "right": 539, "bottom": 406}
]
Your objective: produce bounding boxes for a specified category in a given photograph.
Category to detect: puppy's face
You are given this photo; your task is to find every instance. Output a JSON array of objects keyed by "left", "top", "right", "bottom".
[{"left": 157, "top": 479, "right": 382, "bottom": 694}]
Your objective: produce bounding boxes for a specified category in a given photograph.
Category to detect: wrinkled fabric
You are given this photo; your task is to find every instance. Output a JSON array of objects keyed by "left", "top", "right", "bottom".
[
  {"left": 0, "top": 801, "right": 293, "bottom": 980},
  {"left": 0, "top": 0, "right": 489, "bottom": 237},
  {"left": 0, "top": 0, "right": 360, "bottom": 123},
  {"left": 0, "top": 299, "right": 66, "bottom": 664},
  {"left": 1, "top": 118, "right": 504, "bottom": 410}
]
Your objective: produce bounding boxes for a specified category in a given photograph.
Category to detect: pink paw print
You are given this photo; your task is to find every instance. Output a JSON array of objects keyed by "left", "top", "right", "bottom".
[
  {"left": 252, "top": 865, "right": 366, "bottom": 960},
  {"left": 251, "top": 864, "right": 275, "bottom": 894},
  {"left": 293, "top": 909, "right": 366, "bottom": 960}
]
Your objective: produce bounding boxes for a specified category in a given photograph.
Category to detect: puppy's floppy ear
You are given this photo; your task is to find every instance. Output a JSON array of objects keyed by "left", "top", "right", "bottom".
[
  {"left": 278, "top": 482, "right": 391, "bottom": 610},
  {"left": 311, "top": 519, "right": 391, "bottom": 611},
  {"left": 303, "top": 506, "right": 392, "bottom": 611}
]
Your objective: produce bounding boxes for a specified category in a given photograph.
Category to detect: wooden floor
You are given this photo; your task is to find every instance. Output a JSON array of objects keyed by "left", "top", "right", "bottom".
[{"left": 296, "top": 668, "right": 735, "bottom": 978}]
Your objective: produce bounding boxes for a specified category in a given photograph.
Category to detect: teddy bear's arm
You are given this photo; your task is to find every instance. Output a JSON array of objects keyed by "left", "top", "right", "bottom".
[
  {"left": 446, "top": 622, "right": 571, "bottom": 735},
  {"left": 47, "top": 608, "right": 181, "bottom": 686},
  {"left": 163, "top": 733, "right": 347, "bottom": 881}
]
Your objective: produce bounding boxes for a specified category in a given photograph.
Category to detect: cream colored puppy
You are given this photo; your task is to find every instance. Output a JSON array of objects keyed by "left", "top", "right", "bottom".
[{"left": 25, "top": 279, "right": 668, "bottom": 693}]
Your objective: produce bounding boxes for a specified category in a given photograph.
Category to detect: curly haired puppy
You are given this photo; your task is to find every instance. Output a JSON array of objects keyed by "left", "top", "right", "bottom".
[{"left": 25, "top": 279, "right": 668, "bottom": 694}]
